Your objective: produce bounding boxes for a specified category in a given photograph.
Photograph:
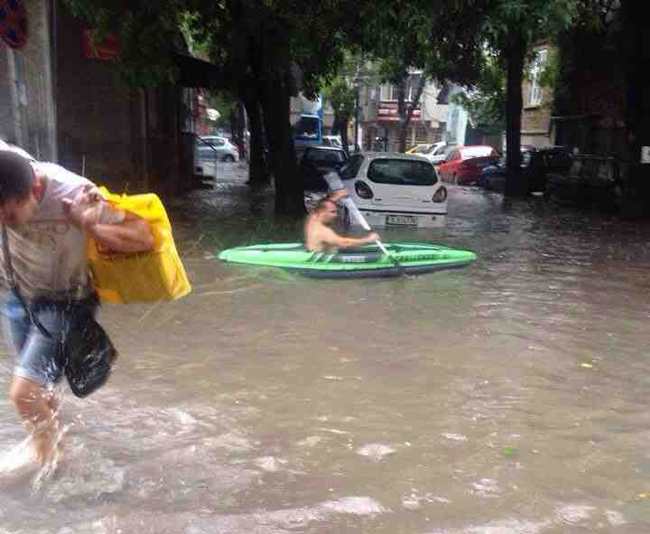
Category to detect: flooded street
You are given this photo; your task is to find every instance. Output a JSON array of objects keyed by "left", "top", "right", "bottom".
[{"left": 2, "top": 162, "right": 650, "bottom": 533}]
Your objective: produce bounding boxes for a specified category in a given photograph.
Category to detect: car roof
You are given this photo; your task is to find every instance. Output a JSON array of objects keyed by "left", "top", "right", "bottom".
[
  {"left": 307, "top": 145, "right": 345, "bottom": 151},
  {"left": 457, "top": 145, "right": 496, "bottom": 151},
  {"left": 357, "top": 152, "right": 436, "bottom": 162}
]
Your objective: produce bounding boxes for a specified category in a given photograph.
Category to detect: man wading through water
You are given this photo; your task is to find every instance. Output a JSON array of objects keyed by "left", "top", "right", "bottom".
[
  {"left": 0, "top": 148, "right": 153, "bottom": 466},
  {"left": 304, "top": 189, "right": 379, "bottom": 252}
]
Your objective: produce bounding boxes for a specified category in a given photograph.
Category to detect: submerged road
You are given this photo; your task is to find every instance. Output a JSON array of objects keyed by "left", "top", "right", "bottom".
[{"left": 2, "top": 161, "right": 650, "bottom": 533}]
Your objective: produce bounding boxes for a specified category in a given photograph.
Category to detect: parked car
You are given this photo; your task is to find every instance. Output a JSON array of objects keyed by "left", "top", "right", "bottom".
[
  {"left": 196, "top": 136, "right": 240, "bottom": 163},
  {"left": 338, "top": 152, "right": 448, "bottom": 228},
  {"left": 477, "top": 145, "right": 537, "bottom": 190},
  {"left": 300, "top": 145, "right": 348, "bottom": 190},
  {"left": 545, "top": 153, "right": 626, "bottom": 211},
  {"left": 437, "top": 145, "right": 500, "bottom": 185},
  {"left": 420, "top": 142, "right": 448, "bottom": 165},
  {"left": 405, "top": 143, "right": 433, "bottom": 155},
  {"left": 479, "top": 146, "right": 573, "bottom": 192}
]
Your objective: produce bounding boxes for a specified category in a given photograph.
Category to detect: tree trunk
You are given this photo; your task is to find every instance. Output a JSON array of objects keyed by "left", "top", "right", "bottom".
[
  {"left": 504, "top": 30, "right": 526, "bottom": 196},
  {"left": 243, "top": 96, "right": 271, "bottom": 187},
  {"left": 259, "top": 73, "right": 306, "bottom": 217},
  {"left": 621, "top": 0, "right": 650, "bottom": 218},
  {"left": 333, "top": 115, "right": 350, "bottom": 153},
  {"left": 234, "top": 101, "right": 247, "bottom": 159},
  {"left": 398, "top": 76, "right": 426, "bottom": 153}
]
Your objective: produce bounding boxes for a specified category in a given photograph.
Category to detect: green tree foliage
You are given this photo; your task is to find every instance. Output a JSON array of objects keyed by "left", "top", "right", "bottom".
[
  {"left": 352, "top": 1, "right": 495, "bottom": 152},
  {"left": 451, "top": 55, "right": 507, "bottom": 130},
  {"left": 451, "top": 46, "right": 559, "bottom": 132},
  {"left": 322, "top": 77, "right": 355, "bottom": 148},
  {"left": 63, "top": 0, "right": 371, "bottom": 215},
  {"left": 321, "top": 53, "right": 382, "bottom": 151},
  {"left": 473, "top": 0, "right": 582, "bottom": 195}
]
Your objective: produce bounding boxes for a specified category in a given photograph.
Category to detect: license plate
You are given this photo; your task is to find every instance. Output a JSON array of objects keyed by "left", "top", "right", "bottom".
[{"left": 386, "top": 214, "right": 418, "bottom": 226}]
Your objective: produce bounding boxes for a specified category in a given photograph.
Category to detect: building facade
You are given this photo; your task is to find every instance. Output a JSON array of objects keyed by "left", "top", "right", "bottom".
[
  {"left": 358, "top": 73, "right": 449, "bottom": 152},
  {"left": 521, "top": 41, "right": 554, "bottom": 148},
  {"left": 1, "top": 0, "right": 197, "bottom": 195}
]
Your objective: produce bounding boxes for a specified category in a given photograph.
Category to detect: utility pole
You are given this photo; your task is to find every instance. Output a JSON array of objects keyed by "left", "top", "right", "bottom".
[{"left": 354, "top": 84, "right": 360, "bottom": 150}]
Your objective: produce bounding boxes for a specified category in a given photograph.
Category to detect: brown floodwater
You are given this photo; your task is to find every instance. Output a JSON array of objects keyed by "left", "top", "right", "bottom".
[{"left": 2, "top": 162, "right": 650, "bottom": 533}]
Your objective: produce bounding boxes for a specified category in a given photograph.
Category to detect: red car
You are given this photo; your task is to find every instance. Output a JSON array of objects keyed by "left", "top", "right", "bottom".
[{"left": 437, "top": 145, "right": 500, "bottom": 185}]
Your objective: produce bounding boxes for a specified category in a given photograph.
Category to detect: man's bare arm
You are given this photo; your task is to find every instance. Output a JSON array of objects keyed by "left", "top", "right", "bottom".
[
  {"left": 86, "top": 215, "right": 154, "bottom": 253},
  {"left": 319, "top": 226, "right": 378, "bottom": 249},
  {"left": 62, "top": 186, "right": 154, "bottom": 253}
]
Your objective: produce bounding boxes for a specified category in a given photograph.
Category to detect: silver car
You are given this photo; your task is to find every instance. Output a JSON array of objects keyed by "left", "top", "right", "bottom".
[{"left": 196, "top": 136, "right": 239, "bottom": 163}]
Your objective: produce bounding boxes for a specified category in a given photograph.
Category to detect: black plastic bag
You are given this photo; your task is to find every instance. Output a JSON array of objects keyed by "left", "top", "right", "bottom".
[
  {"left": 58, "top": 316, "right": 118, "bottom": 398},
  {"left": 4, "top": 223, "right": 117, "bottom": 397}
]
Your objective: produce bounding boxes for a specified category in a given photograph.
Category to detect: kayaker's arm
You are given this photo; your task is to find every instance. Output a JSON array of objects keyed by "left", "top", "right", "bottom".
[{"left": 318, "top": 226, "right": 378, "bottom": 250}]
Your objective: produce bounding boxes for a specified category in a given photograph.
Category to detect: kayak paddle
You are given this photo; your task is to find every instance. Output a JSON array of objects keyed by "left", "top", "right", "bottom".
[
  {"left": 338, "top": 197, "right": 405, "bottom": 274},
  {"left": 322, "top": 171, "right": 405, "bottom": 275}
]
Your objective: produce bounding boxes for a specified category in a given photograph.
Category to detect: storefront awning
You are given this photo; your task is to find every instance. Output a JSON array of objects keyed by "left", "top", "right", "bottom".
[{"left": 173, "top": 53, "right": 222, "bottom": 88}]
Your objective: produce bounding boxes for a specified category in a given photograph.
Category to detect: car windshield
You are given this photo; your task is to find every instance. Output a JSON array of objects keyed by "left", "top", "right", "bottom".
[
  {"left": 422, "top": 144, "right": 441, "bottom": 155},
  {"left": 542, "top": 152, "right": 573, "bottom": 170},
  {"left": 200, "top": 137, "right": 225, "bottom": 146},
  {"left": 367, "top": 159, "right": 437, "bottom": 186},
  {"left": 339, "top": 155, "right": 364, "bottom": 180},
  {"left": 411, "top": 145, "right": 431, "bottom": 154}
]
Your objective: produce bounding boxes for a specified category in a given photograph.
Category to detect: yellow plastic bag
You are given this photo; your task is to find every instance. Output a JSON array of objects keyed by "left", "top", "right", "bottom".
[{"left": 87, "top": 187, "right": 192, "bottom": 304}]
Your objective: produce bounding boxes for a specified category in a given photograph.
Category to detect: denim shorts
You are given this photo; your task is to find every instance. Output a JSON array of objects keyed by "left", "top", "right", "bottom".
[{"left": 1, "top": 294, "right": 99, "bottom": 387}]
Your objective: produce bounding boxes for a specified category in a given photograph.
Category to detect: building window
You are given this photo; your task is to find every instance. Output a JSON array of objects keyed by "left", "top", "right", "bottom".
[
  {"left": 528, "top": 48, "right": 548, "bottom": 107},
  {"left": 379, "top": 75, "right": 422, "bottom": 102},
  {"left": 379, "top": 84, "right": 397, "bottom": 101}
]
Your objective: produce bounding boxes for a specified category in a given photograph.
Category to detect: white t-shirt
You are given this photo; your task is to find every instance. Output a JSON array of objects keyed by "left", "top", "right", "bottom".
[{"left": 1, "top": 162, "right": 123, "bottom": 300}]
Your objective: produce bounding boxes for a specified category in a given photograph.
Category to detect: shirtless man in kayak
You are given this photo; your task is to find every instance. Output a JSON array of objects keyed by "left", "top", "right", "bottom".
[{"left": 304, "top": 189, "right": 379, "bottom": 253}]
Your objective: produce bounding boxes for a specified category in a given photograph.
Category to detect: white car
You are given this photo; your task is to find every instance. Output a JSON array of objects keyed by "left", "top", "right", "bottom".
[
  {"left": 338, "top": 152, "right": 448, "bottom": 228},
  {"left": 420, "top": 141, "right": 449, "bottom": 165},
  {"left": 196, "top": 136, "right": 239, "bottom": 162}
]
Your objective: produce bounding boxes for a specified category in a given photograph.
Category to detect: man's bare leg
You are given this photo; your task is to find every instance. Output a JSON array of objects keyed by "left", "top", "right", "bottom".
[{"left": 9, "top": 377, "right": 59, "bottom": 464}]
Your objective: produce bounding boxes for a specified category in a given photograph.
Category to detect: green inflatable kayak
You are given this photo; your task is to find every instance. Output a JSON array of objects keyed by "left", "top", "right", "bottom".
[{"left": 218, "top": 242, "right": 476, "bottom": 278}]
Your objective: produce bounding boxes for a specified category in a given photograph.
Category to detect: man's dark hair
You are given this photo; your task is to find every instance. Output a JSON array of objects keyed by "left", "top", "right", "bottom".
[{"left": 0, "top": 150, "right": 35, "bottom": 205}]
